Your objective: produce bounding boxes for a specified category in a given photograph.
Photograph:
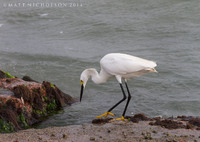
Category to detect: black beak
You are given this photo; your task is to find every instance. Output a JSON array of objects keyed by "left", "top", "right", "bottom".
[{"left": 80, "top": 84, "right": 84, "bottom": 102}]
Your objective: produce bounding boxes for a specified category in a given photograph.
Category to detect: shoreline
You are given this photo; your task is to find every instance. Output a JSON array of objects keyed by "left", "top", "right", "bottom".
[{"left": 0, "top": 120, "right": 200, "bottom": 142}]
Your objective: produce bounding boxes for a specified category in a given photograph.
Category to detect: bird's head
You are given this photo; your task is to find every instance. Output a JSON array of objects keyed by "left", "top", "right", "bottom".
[
  {"left": 80, "top": 69, "right": 89, "bottom": 102},
  {"left": 80, "top": 68, "right": 99, "bottom": 102}
]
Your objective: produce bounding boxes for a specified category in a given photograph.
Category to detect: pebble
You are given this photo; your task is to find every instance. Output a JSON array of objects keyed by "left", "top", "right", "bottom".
[
  {"left": 63, "top": 134, "right": 68, "bottom": 139},
  {"left": 90, "top": 137, "right": 95, "bottom": 141}
]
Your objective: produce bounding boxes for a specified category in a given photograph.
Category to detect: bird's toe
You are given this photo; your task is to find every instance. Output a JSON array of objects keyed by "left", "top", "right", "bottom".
[
  {"left": 96, "top": 112, "right": 114, "bottom": 118},
  {"left": 110, "top": 116, "right": 127, "bottom": 122}
]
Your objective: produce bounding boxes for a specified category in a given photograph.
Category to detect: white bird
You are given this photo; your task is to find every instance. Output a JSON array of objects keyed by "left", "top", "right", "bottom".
[{"left": 80, "top": 53, "right": 157, "bottom": 120}]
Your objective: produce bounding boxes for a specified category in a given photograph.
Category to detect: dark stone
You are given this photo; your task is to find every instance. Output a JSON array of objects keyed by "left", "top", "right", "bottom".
[
  {"left": 92, "top": 118, "right": 113, "bottom": 124},
  {"left": 13, "top": 85, "right": 32, "bottom": 103},
  {"left": 132, "top": 113, "right": 150, "bottom": 121},
  {"left": 32, "top": 91, "right": 44, "bottom": 111},
  {"left": 177, "top": 115, "right": 194, "bottom": 121},
  {"left": 0, "top": 71, "right": 7, "bottom": 79},
  {"left": 42, "top": 81, "right": 75, "bottom": 108},
  {"left": 196, "top": 127, "right": 200, "bottom": 130},
  {"left": 186, "top": 123, "right": 194, "bottom": 129},
  {"left": 149, "top": 119, "right": 185, "bottom": 129},
  {"left": 188, "top": 118, "right": 200, "bottom": 127},
  {"left": 22, "top": 76, "right": 38, "bottom": 83},
  {"left": 6, "top": 79, "right": 11, "bottom": 83},
  {"left": 125, "top": 116, "right": 139, "bottom": 123},
  {"left": 125, "top": 113, "right": 151, "bottom": 123},
  {"left": 0, "top": 71, "right": 76, "bottom": 132},
  {"left": 0, "top": 109, "right": 21, "bottom": 131},
  {"left": 6, "top": 99, "right": 23, "bottom": 114}
]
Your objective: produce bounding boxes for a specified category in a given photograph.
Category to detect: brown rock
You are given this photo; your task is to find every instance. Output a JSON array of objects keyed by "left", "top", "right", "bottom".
[
  {"left": 0, "top": 109, "right": 21, "bottom": 131},
  {"left": 92, "top": 118, "right": 113, "bottom": 124},
  {"left": 126, "top": 113, "right": 151, "bottom": 123},
  {"left": 149, "top": 119, "right": 186, "bottom": 129},
  {"left": 188, "top": 118, "right": 200, "bottom": 127},
  {"left": 0, "top": 70, "right": 76, "bottom": 132}
]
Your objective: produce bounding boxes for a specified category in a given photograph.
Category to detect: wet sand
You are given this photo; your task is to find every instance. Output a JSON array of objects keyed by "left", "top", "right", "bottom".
[{"left": 0, "top": 120, "right": 199, "bottom": 142}]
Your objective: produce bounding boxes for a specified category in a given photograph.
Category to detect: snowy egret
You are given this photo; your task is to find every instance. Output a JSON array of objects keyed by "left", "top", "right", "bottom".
[{"left": 80, "top": 53, "right": 157, "bottom": 120}]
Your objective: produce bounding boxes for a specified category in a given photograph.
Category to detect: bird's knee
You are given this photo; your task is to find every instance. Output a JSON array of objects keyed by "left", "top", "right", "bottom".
[{"left": 123, "top": 96, "right": 127, "bottom": 101}]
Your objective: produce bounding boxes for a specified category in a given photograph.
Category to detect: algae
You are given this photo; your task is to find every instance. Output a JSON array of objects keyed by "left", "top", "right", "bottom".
[
  {"left": 43, "top": 96, "right": 57, "bottom": 112},
  {"left": 50, "top": 83, "right": 55, "bottom": 89},
  {"left": 47, "top": 99, "right": 57, "bottom": 111},
  {"left": 33, "top": 89, "right": 39, "bottom": 93},
  {"left": 0, "top": 119, "right": 14, "bottom": 133},
  {"left": 20, "top": 113, "right": 29, "bottom": 128},
  {"left": 43, "top": 96, "right": 49, "bottom": 102},
  {"left": 4, "top": 72, "right": 15, "bottom": 78},
  {"left": 34, "top": 109, "right": 44, "bottom": 115}
]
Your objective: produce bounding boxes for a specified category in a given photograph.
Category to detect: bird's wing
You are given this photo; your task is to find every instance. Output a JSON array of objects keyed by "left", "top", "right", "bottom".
[{"left": 100, "top": 53, "right": 157, "bottom": 75}]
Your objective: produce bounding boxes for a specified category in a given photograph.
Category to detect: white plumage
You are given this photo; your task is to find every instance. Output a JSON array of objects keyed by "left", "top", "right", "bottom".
[
  {"left": 100, "top": 53, "right": 157, "bottom": 83},
  {"left": 80, "top": 53, "right": 157, "bottom": 120}
]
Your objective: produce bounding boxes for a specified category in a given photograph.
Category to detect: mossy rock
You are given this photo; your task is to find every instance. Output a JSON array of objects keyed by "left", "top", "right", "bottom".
[
  {"left": 46, "top": 99, "right": 57, "bottom": 111},
  {"left": 0, "top": 119, "right": 15, "bottom": 133},
  {"left": 0, "top": 70, "right": 15, "bottom": 79},
  {"left": 20, "top": 113, "right": 29, "bottom": 129}
]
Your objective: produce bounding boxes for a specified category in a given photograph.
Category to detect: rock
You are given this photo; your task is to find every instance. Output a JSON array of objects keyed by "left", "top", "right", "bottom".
[
  {"left": 0, "top": 70, "right": 15, "bottom": 79},
  {"left": 92, "top": 118, "right": 113, "bottom": 124},
  {"left": 149, "top": 119, "right": 186, "bottom": 129},
  {"left": 125, "top": 113, "right": 151, "bottom": 123},
  {"left": 0, "top": 70, "right": 76, "bottom": 132},
  {"left": 22, "top": 76, "right": 38, "bottom": 83},
  {"left": 90, "top": 137, "right": 95, "bottom": 141},
  {"left": 62, "top": 134, "right": 68, "bottom": 139},
  {"left": 42, "top": 81, "right": 75, "bottom": 108},
  {"left": 0, "top": 70, "right": 7, "bottom": 79},
  {"left": 0, "top": 109, "right": 21, "bottom": 131},
  {"left": 188, "top": 118, "right": 200, "bottom": 127}
]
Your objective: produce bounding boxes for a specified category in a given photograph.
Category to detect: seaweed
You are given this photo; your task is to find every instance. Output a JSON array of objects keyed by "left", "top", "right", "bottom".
[
  {"left": 0, "top": 70, "right": 15, "bottom": 79},
  {"left": 5, "top": 72, "right": 15, "bottom": 78},
  {"left": 20, "top": 113, "right": 29, "bottom": 128},
  {"left": 0, "top": 119, "right": 14, "bottom": 133},
  {"left": 50, "top": 83, "right": 55, "bottom": 89},
  {"left": 46, "top": 99, "right": 57, "bottom": 111}
]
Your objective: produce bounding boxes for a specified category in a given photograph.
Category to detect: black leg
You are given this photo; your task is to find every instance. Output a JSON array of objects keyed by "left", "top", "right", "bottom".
[
  {"left": 122, "top": 81, "right": 132, "bottom": 117},
  {"left": 107, "top": 83, "right": 127, "bottom": 112}
]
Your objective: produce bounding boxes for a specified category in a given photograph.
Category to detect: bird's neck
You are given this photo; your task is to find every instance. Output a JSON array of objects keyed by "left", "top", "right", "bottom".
[{"left": 87, "top": 68, "right": 111, "bottom": 84}]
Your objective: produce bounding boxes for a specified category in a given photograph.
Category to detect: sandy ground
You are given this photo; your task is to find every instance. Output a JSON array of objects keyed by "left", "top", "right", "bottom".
[{"left": 0, "top": 120, "right": 200, "bottom": 142}]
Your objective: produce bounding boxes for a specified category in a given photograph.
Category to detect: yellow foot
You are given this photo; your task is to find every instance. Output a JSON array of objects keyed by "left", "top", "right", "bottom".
[
  {"left": 110, "top": 116, "right": 127, "bottom": 122},
  {"left": 96, "top": 112, "right": 115, "bottom": 118}
]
